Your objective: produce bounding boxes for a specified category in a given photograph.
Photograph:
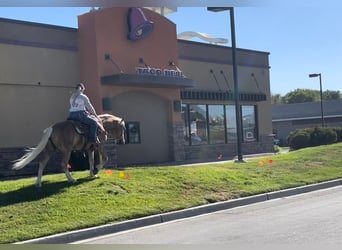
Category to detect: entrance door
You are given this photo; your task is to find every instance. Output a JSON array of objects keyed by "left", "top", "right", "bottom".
[{"left": 111, "top": 91, "right": 170, "bottom": 166}]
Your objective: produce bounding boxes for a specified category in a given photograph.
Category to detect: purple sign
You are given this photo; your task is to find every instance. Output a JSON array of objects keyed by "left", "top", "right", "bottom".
[{"left": 127, "top": 7, "right": 154, "bottom": 41}]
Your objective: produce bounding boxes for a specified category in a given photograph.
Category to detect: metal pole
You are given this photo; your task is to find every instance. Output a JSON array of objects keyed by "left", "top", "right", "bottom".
[
  {"left": 229, "top": 7, "right": 244, "bottom": 162},
  {"left": 319, "top": 73, "right": 325, "bottom": 127},
  {"left": 207, "top": 7, "right": 244, "bottom": 162},
  {"left": 309, "top": 73, "right": 324, "bottom": 127}
]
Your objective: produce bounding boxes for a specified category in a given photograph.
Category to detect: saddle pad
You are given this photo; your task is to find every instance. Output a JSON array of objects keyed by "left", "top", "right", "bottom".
[{"left": 67, "top": 119, "right": 89, "bottom": 135}]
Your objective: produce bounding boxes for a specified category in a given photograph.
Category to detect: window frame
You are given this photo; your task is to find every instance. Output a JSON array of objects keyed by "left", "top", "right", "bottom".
[
  {"left": 182, "top": 103, "right": 258, "bottom": 146},
  {"left": 125, "top": 121, "right": 141, "bottom": 144}
]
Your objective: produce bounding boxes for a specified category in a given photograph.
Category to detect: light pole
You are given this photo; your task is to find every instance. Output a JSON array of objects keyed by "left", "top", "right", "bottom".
[
  {"left": 309, "top": 73, "right": 324, "bottom": 127},
  {"left": 207, "top": 7, "right": 243, "bottom": 162}
]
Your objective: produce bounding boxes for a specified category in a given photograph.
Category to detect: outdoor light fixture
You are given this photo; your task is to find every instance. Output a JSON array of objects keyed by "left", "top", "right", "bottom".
[
  {"left": 139, "top": 58, "right": 150, "bottom": 68},
  {"left": 210, "top": 69, "right": 222, "bottom": 91},
  {"left": 309, "top": 73, "right": 324, "bottom": 127},
  {"left": 220, "top": 70, "right": 232, "bottom": 92},
  {"left": 251, "top": 73, "right": 261, "bottom": 92},
  {"left": 207, "top": 7, "right": 244, "bottom": 162},
  {"left": 169, "top": 61, "right": 182, "bottom": 72},
  {"left": 104, "top": 53, "right": 123, "bottom": 73}
]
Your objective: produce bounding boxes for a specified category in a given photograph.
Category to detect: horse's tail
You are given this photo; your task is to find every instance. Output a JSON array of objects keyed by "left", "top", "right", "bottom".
[{"left": 12, "top": 126, "right": 53, "bottom": 170}]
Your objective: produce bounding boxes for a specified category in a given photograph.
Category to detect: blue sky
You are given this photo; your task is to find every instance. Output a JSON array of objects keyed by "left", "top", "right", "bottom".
[{"left": 0, "top": 1, "right": 341, "bottom": 95}]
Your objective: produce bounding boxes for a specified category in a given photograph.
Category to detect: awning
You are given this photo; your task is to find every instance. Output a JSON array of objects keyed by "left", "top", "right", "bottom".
[{"left": 101, "top": 74, "right": 195, "bottom": 88}]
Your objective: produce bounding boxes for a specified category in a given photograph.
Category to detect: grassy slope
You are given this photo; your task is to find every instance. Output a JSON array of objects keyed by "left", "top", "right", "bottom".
[{"left": 1, "top": 143, "right": 342, "bottom": 243}]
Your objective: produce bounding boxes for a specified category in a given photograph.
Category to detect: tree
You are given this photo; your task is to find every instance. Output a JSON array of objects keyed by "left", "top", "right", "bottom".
[
  {"left": 283, "top": 88, "right": 319, "bottom": 104},
  {"left": 272, "top": 89, "right": 341, "bottom": 104},
  {"left": 271, "top": 93, "right": 284, "bottom": 104},
  {"left": 323, "top": 90, "right": 341, "bottom": 100}
]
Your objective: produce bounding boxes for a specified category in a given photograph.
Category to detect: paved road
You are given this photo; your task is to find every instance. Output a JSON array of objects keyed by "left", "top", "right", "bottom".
[{"left": 74, "top": 186, "right": 342, "bottom": 244}]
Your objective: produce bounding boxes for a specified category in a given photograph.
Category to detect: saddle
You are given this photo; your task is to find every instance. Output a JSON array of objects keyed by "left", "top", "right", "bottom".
[
  {"left": 67, "top": 119, "right": 107, "bottom": 144},
  {"left": 67, "top": 119, "right": 89, "bottom": 135}
]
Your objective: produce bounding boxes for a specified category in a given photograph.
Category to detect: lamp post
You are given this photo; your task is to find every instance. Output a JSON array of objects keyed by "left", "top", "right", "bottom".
[
  {"left": 308, "top": 73, "right": 324, "bottom": 127},
  {"left": 207, "top": 7, "right": 243, "bottom": 162}
]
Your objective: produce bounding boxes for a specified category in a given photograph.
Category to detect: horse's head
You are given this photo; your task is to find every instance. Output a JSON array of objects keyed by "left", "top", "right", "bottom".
[{"left": 99, "top": 114, "right": 126, "bottom": 144}]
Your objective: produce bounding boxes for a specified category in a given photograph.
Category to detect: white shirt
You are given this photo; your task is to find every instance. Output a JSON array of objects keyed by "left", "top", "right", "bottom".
[{"left": 69, "top": 93, "right": 97, "bottom": 115}]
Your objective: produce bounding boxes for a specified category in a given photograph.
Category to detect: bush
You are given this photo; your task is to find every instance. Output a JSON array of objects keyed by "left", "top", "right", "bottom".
[
  {"left": 310, "top": 127, "right": 337, "bottom": 146},
  {"left": 287, "top": 129, "right": 311, "bottom": 150},
  {"left": 274, "top": 144, "right": 281, "bottom": 153},
  {"left": 287, "top": 126, "right": 338, "bottom": 150}
]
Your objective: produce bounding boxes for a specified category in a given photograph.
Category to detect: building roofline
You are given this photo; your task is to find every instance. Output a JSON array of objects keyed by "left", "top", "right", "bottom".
[
  {"left": 0, "top": 17, "right": 77, "bottom": 32},
  {"left": 177, "top": 39, "right": 270, "bottom": 55},
  {"left": 272, "top": 114, "right": 342, "bottom": 122}
]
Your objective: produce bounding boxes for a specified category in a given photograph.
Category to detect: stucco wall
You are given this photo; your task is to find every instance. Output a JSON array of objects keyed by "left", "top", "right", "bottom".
[{"left": 0, "top": 20, "right": 80, "bottom": 147}]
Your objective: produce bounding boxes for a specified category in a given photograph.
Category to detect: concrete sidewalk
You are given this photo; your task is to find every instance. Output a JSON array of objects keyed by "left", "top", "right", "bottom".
[{"left": 18, "top": 178, "right": 342, "bottom": 244}]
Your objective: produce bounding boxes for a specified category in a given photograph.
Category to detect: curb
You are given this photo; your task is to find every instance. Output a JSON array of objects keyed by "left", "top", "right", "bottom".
[{"left": 18, "top": 178, "right": 342, "bottom": 244}]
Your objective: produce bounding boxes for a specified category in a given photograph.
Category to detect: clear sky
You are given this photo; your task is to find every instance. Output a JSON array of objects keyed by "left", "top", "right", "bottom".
[{"left": 0, "top": 1, "right": 341, "bottom": 95}]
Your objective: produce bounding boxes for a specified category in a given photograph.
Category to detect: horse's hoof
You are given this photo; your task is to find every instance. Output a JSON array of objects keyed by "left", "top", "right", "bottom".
[{"left": 93, "top": 168, "right": 100, "bottom": 175}]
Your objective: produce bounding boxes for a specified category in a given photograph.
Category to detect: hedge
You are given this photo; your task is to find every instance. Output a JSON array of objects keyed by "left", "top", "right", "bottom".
[{"left": 287, "top": 126, "right": 338, "bottom": 150}]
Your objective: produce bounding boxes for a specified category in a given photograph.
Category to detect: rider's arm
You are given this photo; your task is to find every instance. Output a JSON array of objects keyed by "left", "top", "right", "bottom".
[{"left": 82, "top": 95, "right": 97, "bottom": 116}]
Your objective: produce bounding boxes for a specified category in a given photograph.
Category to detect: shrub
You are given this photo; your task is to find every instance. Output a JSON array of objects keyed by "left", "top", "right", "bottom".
[
  {"left": 287, "top": 126, "right": 339, "bottom": 150},
  {"left": 287, "top": 129, "right": 311, "bottom": 150},
  {"left": 310, "top": 127, "right": 337, "bottom": 146},
  {"left": 274, "top": 144, "right": 281, "bottom": 153}
]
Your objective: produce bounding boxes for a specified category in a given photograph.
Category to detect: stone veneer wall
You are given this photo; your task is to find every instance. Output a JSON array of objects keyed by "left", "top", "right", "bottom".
[
  {"left": 0, "top": 147, "right": 62, "bottom": 179},
  {"left": 103, "top": 139, "right": 118, "bottom": 168},
  {"left": 168, "top": 122, "right": 185, "bottom": 162},
  {"left": 184, "top": 133, "right": 274, "bottom": 161}
]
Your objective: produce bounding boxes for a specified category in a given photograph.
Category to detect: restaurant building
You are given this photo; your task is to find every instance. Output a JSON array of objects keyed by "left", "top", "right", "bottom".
[{"left": 0, "top": 7, "right": 273, "bottom": 175}]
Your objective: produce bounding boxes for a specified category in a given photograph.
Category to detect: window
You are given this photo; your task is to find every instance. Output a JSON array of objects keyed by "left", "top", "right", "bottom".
[
  {"left": 225, "top": 105, "right": 237, "bottom": 143},
  {"left": 208, "top": 105, "right": 225, "bottom": 144},
  {"left": 242, "top": 106, "right": 257, "bottom": 142},
  {"left": 182, "top": 103, "right": 257, "bottom": 145},
  {"left": 182, "top": 103, "right": 190, "bottom": 143},
  {"left": 189, "top": 104, "right": 208, "bottom": 145},
  {"left": 126, "top": 122, "right": 141, "bottom": 144}
]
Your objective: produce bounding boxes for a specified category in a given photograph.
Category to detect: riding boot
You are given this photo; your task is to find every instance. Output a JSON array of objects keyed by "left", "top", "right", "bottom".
[{"left": 88, "top": 134, "right": 101, "bottom": 144}]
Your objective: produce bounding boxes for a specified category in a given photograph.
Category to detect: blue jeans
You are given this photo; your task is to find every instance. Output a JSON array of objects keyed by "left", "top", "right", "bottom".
[{"left": 69, "top": 111, "right": 98, "bottom": 143}]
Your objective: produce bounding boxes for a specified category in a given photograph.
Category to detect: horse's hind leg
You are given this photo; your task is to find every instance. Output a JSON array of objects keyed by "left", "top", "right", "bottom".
[
  {"left": 36, "top": 142, "right": 54, "bottom": 187},
  {"left": 61, "top": 151, "right": 76, "bottom": 183},
  {"left": 36, "top": 156, "right": 50, "bottom": 187}
]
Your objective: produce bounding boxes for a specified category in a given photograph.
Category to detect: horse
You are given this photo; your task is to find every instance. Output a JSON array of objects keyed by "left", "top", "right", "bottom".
[{"left": 12, "top": 114, "right": 126, "bottom": 187}]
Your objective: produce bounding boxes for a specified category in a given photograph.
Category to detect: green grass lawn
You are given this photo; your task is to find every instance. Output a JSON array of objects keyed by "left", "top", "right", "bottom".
[{"left": 1, "top": 143, "right": 342, "bottom": 243}]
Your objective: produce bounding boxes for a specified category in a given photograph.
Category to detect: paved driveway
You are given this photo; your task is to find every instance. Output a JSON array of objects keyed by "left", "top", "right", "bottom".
[{"left": 74, "top": 185, "right": 342, "bottom": 244}]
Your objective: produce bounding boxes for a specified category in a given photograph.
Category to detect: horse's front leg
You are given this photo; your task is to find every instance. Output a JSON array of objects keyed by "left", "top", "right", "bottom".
[
  {"left": 87, "top": 148, "right": 96, "bottom": 178},
  {"left": 95, "top": 144, "right": 108, "bottom": 170}
]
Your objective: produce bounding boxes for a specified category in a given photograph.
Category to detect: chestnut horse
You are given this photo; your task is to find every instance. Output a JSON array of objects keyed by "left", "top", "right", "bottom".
[{"left": 12, "top": 114, "right": 125, "bottom": 187}]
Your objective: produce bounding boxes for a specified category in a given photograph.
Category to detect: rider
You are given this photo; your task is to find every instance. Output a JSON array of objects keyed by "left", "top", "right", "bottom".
[{"left": 68, "top": 83, "right": 102, "bottom": 144}]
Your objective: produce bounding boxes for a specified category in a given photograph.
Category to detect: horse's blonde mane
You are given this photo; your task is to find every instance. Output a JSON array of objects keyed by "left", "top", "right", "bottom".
[{"left": 99, "top": 113, "right": 122, "bottom": 122}]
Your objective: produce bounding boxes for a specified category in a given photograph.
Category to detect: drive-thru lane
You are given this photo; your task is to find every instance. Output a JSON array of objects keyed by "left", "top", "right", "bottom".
[{"left": 74, "top": 185, "right": 342, "bottom": 244}]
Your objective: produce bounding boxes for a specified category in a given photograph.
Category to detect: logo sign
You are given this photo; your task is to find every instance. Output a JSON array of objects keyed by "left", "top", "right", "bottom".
[
  {"left": 136, "top": 67, "right": 185, "bottom": 78},
  {"left": 127, "top": 7, "right": 154, "bottom": 41}
]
